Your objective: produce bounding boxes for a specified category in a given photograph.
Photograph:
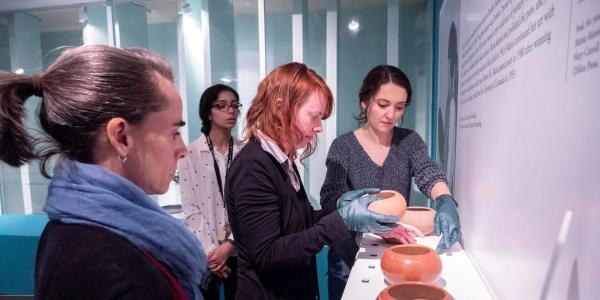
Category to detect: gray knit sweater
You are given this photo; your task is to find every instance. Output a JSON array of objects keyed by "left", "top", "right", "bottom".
[
  {"left": 320, "top": 127, "right": 447, "bottom": 204},
  {"left": 320, "top": 127, "right": 447, "bottom": 266}
]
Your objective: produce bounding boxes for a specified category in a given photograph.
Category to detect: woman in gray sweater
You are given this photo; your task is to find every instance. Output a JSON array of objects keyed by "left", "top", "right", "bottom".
[{"left": 320, "top": 65, "right": 462, "bottom": 299}]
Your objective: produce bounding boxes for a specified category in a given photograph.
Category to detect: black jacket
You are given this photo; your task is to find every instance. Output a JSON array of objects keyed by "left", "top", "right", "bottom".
[
  {"left": 35, "top": 221, "right": 175, "bottom": 300},
  {"left": 225, "top": 139, "right": 350, "bottom": 299}
]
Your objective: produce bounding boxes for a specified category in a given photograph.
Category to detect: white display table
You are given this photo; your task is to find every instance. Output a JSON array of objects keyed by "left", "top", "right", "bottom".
[{"left": 341, "top": 234, "right": 493, "bottom": 300}]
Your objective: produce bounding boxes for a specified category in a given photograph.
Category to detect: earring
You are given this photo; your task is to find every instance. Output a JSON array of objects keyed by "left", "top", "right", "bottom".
[{"left": 120, "top": 155, "right": 128, "bottom": 165}]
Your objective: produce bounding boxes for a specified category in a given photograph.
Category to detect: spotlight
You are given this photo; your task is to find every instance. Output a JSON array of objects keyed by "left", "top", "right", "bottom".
[
  {"left": 348, "top": 19, "right": 360, "bottom": 33},
  {"left": 178, "top": 0, "right": 192, "bottom": 15}
]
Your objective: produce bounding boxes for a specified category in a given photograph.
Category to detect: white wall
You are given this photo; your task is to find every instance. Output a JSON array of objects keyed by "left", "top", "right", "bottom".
[{"left": 442, "top": 0, "right": 600, "bottom": 298}]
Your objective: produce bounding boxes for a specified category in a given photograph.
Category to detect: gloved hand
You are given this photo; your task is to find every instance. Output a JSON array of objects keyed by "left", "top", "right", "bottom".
[
  {"left": 434, "top": 194, "right": 462, "bottom": 253},
  {"left": 336, "top": 188, "right": 381, "bottom": 209},
  {"left": 337, "top": 191, "right": 399, "bottom": 233}
]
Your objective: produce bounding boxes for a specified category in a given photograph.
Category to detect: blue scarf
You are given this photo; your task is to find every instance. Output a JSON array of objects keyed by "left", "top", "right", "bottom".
[{"left": 44, "top": 159, "right": 206, "bottom": 300}]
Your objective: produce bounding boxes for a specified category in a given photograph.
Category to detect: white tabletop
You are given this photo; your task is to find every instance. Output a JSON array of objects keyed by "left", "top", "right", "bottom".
[{"left": 341, "top": 234, "right": 493, "bottom": 300}]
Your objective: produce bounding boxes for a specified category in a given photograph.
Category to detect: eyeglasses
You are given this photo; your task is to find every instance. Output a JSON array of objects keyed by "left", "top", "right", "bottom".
[{"left": 211, "top": 102, "right": 242, "bottom": 112}]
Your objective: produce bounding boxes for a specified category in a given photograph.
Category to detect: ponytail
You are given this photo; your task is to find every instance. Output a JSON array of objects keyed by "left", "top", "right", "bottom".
[
  {"left": 0, "top": 72, "right": 42, "bottom": 167},
  {"left": 1, "top": 45, "right": 176, "bottom": 178}
]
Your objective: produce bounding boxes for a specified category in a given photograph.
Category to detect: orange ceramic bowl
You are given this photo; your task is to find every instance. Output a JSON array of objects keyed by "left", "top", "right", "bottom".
[
  {"left": 367, "top": 190, "right": 407, "bottom": 219},
  {"left": 401, "top": 206, "right": 437, "bottom": 236},
  {"left": 380, "top": 244, "right": 442, "bottom": 284},
  {"left": 377, "top": 282, "right": 454, "bottom": 300}
]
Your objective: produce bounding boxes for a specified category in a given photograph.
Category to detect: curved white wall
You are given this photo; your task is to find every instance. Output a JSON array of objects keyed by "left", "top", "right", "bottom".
[{"left": 441, "top": 0, "right": 600, "bottom": 298}]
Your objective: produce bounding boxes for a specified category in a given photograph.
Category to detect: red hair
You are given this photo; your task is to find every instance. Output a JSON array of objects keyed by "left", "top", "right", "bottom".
[{"left": 244, "top": 62, "right": 333, "bottom": 161}]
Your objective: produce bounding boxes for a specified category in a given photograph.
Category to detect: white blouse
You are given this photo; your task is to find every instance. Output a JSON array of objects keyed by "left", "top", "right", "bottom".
[
  {"left": 178, "top": 134, "right": 243, "bottom": 253},
  {"left": 256, "top": 131, "right": 300, "bottom": 192}
]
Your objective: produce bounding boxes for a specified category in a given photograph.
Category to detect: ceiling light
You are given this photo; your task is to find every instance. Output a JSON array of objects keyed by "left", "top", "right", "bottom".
[
  {"left": 15, "top": 68, "right": 24, "bottom": 74},
  {"left": 348, "top": 19, "right": 360, "bottom": 33}
]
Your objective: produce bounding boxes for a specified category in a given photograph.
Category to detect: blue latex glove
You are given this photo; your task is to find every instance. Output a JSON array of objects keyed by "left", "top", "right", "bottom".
[
  {"left": 336, "top": 188, "right": 381, "bottom": 209},
  {"left": 434, "top": 194, "right": 462, "bottom": 253},
  {"left": 337, "top": 189, "right": 399, "bottom": 233}
]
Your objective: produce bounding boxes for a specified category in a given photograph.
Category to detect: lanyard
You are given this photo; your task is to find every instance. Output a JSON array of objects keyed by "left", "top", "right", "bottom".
[{"left": 205, "top": 134, "right": 233, "bottom": 198}]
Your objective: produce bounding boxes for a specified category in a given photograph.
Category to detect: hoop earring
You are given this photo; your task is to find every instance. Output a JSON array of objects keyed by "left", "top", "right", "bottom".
[{"left": 120, "top": 155, "right": 128, "bottom": 165}]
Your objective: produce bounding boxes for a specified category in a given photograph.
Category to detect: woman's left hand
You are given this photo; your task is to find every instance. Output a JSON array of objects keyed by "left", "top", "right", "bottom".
[
  {"left": 434, "top": 194, "right": 462, "bottom": 253},
  {"left": 377, "top": 223, "right": 424, "bottom": 244}
]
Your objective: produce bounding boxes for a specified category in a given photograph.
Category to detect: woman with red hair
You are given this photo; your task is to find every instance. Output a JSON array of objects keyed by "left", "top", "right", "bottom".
[{"left": 225, "top": 62, "right": 398, "bottom": 299}]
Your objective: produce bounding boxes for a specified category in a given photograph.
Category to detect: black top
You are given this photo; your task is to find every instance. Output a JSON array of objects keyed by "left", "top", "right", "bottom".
[
  {"left": 35, "top": 221, "right": 174, "bottom": 300},
  {"left": 225, "top": 139, "right": 350, "bottom": 299}
]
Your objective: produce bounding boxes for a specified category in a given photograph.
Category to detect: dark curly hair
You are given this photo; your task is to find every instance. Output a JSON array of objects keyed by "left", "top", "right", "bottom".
[{"left": 198, "top": 84, "right": 239, "bottom": 134}]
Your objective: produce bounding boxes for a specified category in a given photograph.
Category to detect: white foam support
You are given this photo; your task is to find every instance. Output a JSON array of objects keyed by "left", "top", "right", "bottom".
[{"left": 342, "top": 234, "right": 493, "bottom": 300}]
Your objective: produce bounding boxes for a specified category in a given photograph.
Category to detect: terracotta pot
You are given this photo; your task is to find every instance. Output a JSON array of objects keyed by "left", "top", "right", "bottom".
[
  {"left": 377, "top": 282, "right": 454, "bottom": 300},
  {"left": 380, "top": 244, "right": 442, "bottom": 284},
  {"left": 401, "top": 206, "right": 436, "bottom": 236},
  {"left": 367, "top": 190, "right": 407, "bottom": 219}
]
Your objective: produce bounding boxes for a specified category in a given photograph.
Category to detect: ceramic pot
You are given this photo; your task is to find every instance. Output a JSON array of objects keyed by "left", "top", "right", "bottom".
[
  {"left": 380, "top": 244, "right": 442, "bottom": 284},
  {"left": 401, "top": 206, "right": 436, "bottom": 236},
  {"left": 377, "top": 282, "right": 454, "bottom": 300},
  {"left": 367, "top": 190, "right": 407, "bottom": 219}
]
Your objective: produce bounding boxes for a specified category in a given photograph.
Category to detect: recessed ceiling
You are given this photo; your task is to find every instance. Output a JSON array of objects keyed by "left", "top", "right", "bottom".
[{"left": 28, "top": 7, "right": 84, "bottom": 32}]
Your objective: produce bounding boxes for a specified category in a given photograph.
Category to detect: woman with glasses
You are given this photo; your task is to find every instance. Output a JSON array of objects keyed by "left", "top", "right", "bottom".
[{"left": 179, "top": 84, "right": 243, "bottom": 300}]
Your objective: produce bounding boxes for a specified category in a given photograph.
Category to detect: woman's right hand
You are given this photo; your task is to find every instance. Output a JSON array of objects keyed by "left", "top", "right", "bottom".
[
  {"left": 336, "top": 188, "right": 381, "bottom": 209},
  {"left": 336, "top": 191, "right": 399, "bottom": 233},
  {"left": 207, "top": 242, "right": 234, "bottom": 277},
  {"left": 377, "top": 223, "right": 424, "bottom": 244}
]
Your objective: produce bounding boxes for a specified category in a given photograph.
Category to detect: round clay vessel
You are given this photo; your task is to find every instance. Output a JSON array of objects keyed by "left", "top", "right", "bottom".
[
  {"left": 380, "top": 244, "right": 442, "bottom": 284},
  {"left": 377, "top": 282, "right": 454, "bottom": 300},
  {"left": 367, "top": 190, "right": 407, "bottom": 219},
  {"left": 401, "top": 206, "right": 436, "bottom": 236}
]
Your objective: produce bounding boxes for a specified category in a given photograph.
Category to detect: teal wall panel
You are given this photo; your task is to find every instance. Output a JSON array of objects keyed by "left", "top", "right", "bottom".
[
  {"left": 181, "top": 0, "right": 205, "bottom": 142},
  {"left": 41, "top": 30, "right": 83, "bottom": 70},
  {"left": 84, "top": 4, "right": 109, "bottom": 45},
  {"left": 232, "top": 13, "right": 260, "bottom": 140},
  {"left": 337, "top": 5, "right": 388, "bottom": 136},
  {"left": 0, "top": 23, "right": 10, "bottom": 71},
  {"left": 316, "top": 246, "right": 329, "bottom": 300},
  {"left": 7, "top": 13, "right": 46, "bottom": 214},
  {"left": 148, "top": 22, "right": 179, "bottom": 86},
  {"left": 208, "top": 0, "right": 236, "bottom": 87},
  {"left": 0, "top": 215, "right": 48, "bottom": 295},
  {"left": 265, "top": 7, "right": 293, "bottom": 72},
  {"left": 115, "top": 3, "right": 148, "bottom": 48}
]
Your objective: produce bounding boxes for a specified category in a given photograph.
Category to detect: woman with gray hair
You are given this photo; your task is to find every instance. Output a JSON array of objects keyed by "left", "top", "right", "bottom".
[{"left": 0, "top": 45, "right": 206, "bottom": 300}]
